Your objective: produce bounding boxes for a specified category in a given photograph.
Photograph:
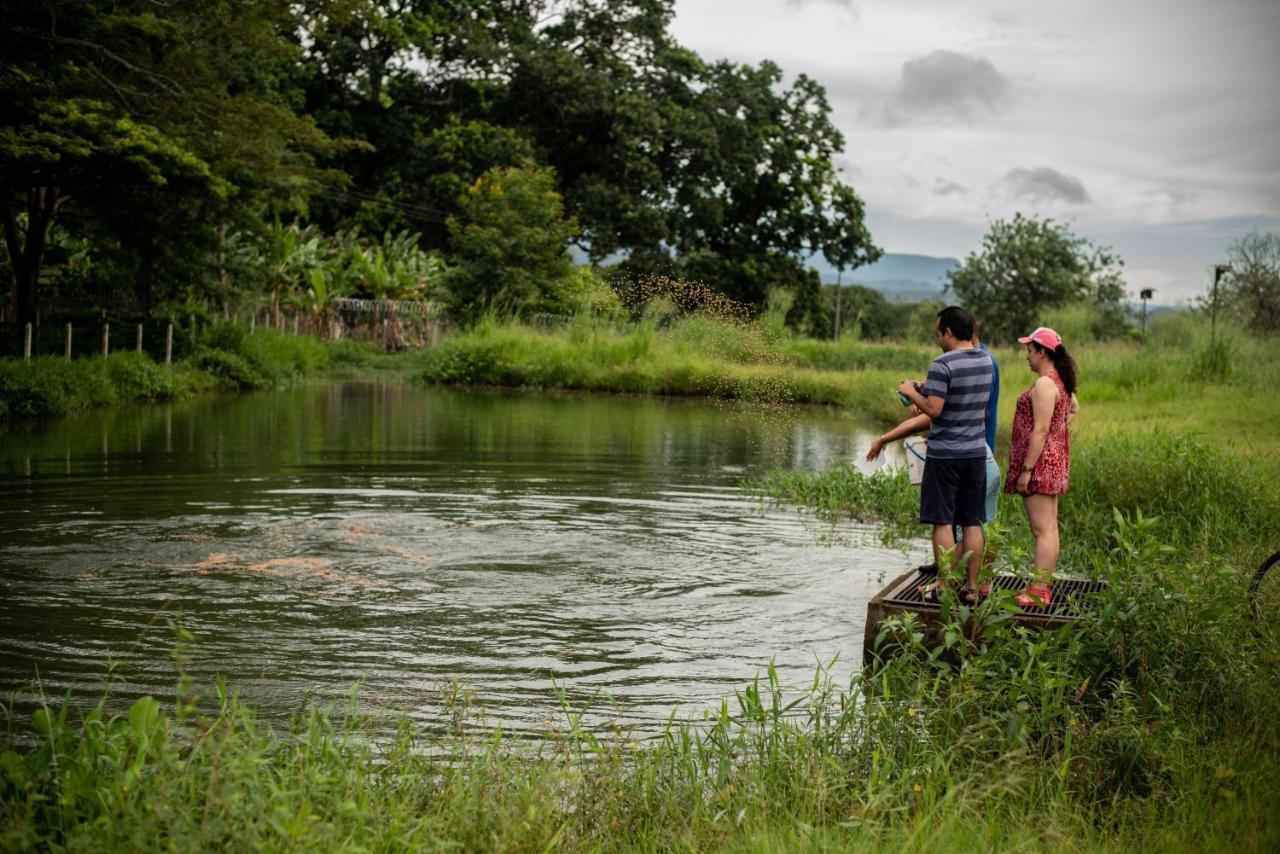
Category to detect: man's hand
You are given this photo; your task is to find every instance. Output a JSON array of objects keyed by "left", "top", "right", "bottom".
[
  {"left": 866, "top": 436, "right": 887, "bottom": 461},
  {"left": 897, "top": 380, "right": 919, "bottom": 400}
]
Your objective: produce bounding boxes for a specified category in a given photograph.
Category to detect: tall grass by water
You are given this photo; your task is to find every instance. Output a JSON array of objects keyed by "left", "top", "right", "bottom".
[
  {"left": 415, "top": 314, "right": 931, "bottom": 425},
  {"left": 0, "top": 329, "right": 341, "bottom": 421}
]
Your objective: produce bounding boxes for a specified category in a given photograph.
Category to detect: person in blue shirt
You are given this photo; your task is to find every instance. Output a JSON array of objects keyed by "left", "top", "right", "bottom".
[{"left": 866, "top": 320, "right": 1000, "bottom": 599}]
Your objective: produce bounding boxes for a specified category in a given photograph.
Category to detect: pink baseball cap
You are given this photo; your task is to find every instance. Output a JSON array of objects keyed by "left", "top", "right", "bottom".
[{"left": 1018, "top": 326, "right": 1063, "bottom": 350}]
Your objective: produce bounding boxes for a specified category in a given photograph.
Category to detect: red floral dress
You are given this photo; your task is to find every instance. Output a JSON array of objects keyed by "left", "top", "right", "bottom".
[{"left": 1004, "top": 370, "right": 1071, "bottom": 495}]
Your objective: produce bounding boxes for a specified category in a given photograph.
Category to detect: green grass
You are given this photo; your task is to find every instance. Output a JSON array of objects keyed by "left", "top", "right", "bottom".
[
  {"left": 0, "top": 328, "right": 361, "bottom": 421},
  {"left": 0, "top": 353, "right": 219, "bottom": 420},
  {"left": 414, "top": 316, "right": 930, "bottom": 426}
]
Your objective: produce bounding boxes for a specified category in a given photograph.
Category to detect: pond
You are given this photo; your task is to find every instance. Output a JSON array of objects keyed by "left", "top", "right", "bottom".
[{"left": 0, "top": 383, "right": 925, "bottom": 734}]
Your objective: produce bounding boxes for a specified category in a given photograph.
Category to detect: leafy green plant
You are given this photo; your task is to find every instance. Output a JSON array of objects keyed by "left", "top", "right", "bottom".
[{"left": 188, "top": 347, "right": 267, "bottom": 389}]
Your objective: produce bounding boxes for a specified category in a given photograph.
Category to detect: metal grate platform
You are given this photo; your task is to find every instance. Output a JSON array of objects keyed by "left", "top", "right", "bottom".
[
  {"left": 879, "top": 569, "right": 1107, "bottom": 620},
  {"left": 864, "top": 568, "right": 1108, "bottom": 666}
]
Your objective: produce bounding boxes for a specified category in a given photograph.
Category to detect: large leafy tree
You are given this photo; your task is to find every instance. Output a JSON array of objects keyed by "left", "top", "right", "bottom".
[
  {"left": 298, "top": 0, "right": 879, "bottom": 313},
  {"left": 501, "top": 5, "right": 880, "bottom": 308},
  {"left": 294, "top": 0, "right": 538, "bottom": 243},
  {"left": 0, "top": 0, "right": 340, "bottom": 325},
  {"left": 946, "top": 213, "right": 1128, "bottom": 343}
]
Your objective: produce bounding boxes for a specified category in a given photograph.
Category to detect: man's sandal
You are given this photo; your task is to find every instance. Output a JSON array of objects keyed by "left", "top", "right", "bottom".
[{"left": 918, "top": 580, "right": 947, "bottom": 603}]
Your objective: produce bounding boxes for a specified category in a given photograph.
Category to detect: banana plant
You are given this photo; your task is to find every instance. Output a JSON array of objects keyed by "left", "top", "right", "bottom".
[
  {"left": 294, "top": 268, "right": 333, "bottom": 338},
  {"left": 263, "top": 220, "right": 322, "bottom": 330}
]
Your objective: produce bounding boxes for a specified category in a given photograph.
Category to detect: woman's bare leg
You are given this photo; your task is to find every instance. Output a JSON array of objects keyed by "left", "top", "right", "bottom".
[{"left": 1023, "top": 493, "right": 1059, "bottom": 584}]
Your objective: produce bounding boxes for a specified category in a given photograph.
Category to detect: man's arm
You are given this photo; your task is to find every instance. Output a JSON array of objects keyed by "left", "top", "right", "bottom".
[{"left": 898, "top": 380, "right": 944, "bottom": 419}]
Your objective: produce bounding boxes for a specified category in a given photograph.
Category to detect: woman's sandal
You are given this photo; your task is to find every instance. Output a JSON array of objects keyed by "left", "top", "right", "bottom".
[
  {"left": 1015, "top": 585, "right": 1053, "bottom": 608},
  {"left": 959, "top": 587, "right": 983, "bottom": 607}
]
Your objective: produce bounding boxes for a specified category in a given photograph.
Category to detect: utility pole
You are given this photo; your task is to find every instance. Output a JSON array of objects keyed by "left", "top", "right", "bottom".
[
  {"left": 833, "top": 269, "right": 843, "bottom": 341},
  {"left": 1139, "top": 288, "right": 1154, "bottom": 335},
  {"left": 1211, "top": 264, "right": 1232, "bottom": 348}
]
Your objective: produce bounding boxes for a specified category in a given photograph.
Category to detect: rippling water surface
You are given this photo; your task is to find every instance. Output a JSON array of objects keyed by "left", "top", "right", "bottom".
[{"left": 0, "top": 383, "right": 924, "bottom": 732}]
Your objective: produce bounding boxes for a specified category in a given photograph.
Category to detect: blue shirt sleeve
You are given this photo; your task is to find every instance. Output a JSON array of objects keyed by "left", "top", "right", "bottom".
[{"left": 982, "top": 344, "right": 1000, "bottom": 453}]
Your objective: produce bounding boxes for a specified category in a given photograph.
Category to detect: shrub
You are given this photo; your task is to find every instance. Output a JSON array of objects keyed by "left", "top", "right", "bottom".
[
  {"left": 188, "top": 347, "right": 268, "bottom": 389},
  {"left": 199, "top": 320, "right": 248, "bottom": 353},
  {"left": 105, "top": 352, "right": 181, "bottom": 401},
  {"left": 0, "top": 357, "right": 116, "bottom": 419},
  {"left": 238, "top": 331, "right": 329, "bottom": 381}
]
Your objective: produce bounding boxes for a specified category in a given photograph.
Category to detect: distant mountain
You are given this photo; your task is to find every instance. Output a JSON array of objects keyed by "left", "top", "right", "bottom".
[{"left": 809, "top": 252, "right": 960, "bottom": 301}]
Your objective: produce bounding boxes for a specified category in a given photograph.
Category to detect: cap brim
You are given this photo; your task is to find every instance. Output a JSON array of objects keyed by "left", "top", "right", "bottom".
[{"left": 1016, "top": 336, "right": 1033, "bottom": 343}]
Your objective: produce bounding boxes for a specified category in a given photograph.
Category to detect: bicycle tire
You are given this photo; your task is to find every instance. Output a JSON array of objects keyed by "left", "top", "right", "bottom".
[{"left": 1249, "top": 550, "right": 1280, "bottom": 620}]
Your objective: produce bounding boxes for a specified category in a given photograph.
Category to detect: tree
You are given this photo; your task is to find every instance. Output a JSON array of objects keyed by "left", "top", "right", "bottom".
[
  {"left": 827, "top": 284, "right": 905, "bottom": 340},
  {"left": 302, "top": 0, "right": 880, "bottom": 313},
  {"left": 445, "top": 165, "right": 576, "bottom": 319},
  {"left": 0, "top": 0, "right": 341, "bottom": 325},
  {"left": 1222, "top": 230, "right": 1280, "bottom": 335},
  {"left": 946, "top": 213, "right": 1128, "bottom": 343}
]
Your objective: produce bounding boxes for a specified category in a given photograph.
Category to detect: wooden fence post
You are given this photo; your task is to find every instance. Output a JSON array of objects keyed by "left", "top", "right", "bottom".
[
  {"left": 165, "top": 323, "right": 173, "bottom": 365},
  {"left": 102, "top": 322, "right": 110, "bottom": 358},
  {"left": 65, "top": 322, "right": 72, "bottom": 360},
  {"left": 23, "top": 323, "right": 32, "bottom": 360},
  {"left": 250, "top": 313, "right": 256, "bottom": 332},
  {"left": 136, "top": 323, "right": 143, "bottom": 353},
  {"left": 292, "top": 314, "right": 299, "bottom": 336}
]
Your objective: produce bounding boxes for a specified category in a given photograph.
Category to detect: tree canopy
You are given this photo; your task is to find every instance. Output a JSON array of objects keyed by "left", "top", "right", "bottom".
[
  {"left": 945, "top": 214, "right": 1128, "bottom": 343},
  {"left": 1, "top": 0, "right": 880, "bottom": 328}
]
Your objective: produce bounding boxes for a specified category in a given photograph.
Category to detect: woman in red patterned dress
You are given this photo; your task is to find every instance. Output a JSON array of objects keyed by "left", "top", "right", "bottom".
[{"left": 1004, "top": 326, "right": 1079, "bottom": 607}]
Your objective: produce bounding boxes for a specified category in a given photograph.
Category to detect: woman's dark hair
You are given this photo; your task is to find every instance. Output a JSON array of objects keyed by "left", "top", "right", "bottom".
[{"left": 1032, "top": 341, "right": 1078, "bottom": 395}]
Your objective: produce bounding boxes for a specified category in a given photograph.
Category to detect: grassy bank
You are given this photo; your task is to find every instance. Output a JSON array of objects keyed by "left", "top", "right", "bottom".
[
  {"left": 414, "top": 315, "right": 931, "bottom": 424},
  {"left": 414, "top": 314, "right": 1280, "bottom": 461},
  {"left": 0, "top": 329, "right": 400, "bottom": 421}
]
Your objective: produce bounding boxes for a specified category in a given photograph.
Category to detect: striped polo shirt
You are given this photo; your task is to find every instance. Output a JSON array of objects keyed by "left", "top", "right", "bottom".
[{"left": 922, "top": 347, "right": 994, "bottom": 459}]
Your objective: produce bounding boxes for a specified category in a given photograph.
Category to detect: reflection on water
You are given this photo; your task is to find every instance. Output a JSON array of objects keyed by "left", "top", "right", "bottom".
[{"left": 0, "top": 383, "right": 924, "bottom": 732}]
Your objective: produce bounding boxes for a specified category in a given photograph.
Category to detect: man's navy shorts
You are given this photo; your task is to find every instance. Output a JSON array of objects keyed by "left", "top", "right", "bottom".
[{"left": 920, "top": 456, "right": 986, "bottom": 526}]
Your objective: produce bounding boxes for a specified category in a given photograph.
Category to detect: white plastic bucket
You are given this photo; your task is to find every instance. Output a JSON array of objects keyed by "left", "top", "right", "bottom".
[{"left": 904, "top": 437, "right": 927, "bottom": 485}]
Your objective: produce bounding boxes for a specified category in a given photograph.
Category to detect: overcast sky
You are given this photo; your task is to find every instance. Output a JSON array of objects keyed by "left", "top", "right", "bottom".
[{"left": 670, "top": 0, "right": 1280, "bottom": 302}]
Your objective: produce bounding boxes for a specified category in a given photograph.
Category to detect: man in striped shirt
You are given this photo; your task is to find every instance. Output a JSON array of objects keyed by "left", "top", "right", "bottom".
[{"left": 898, "top": 306, "right": 993, "bottom": 604}]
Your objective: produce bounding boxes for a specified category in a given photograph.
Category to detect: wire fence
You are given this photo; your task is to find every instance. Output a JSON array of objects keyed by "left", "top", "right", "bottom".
[{"left": 0, "top": 301, "right": 448, "bottom": 360}]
